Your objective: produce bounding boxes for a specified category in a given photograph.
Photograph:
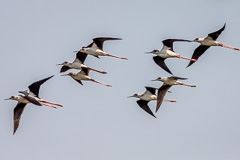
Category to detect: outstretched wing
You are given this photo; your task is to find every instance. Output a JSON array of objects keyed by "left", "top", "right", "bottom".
[
  {"left": 156, "top": 85, "right": 172, "bottom": 112},
  {"left": 207, "top": 23, "right": 226, "bottom": 40},
  {"left": 169, "top": 76, "right": 188, "bottom": 80},
  {"left": 162, "top": 39, "right": 191, "bottom": 51},
  {"left": 28, "top": 75, "right": 54, "bottom": 97},
  {"left": 153, "top": 56, "right": 173, "bottom": 75},
  {"left": 76, "top": 51, "right": 88, "bottom": 64},
  {"left": 13, "top": 103, "right": 27, "bottom": 134},
  {"left": 92, "top": 37, "right": 122, "bottom": 50},
  {"left": 187, "top": 45, "right": 210, "bottom": 67},
  {"left": 137, "top": 100, "right": 156, "bottom": 118},
  {"left": 60, "top": 66, "right": 71, "bottom": 73},
  {"left": 145, "top": 87, "right": 157, "bottom": 95}
]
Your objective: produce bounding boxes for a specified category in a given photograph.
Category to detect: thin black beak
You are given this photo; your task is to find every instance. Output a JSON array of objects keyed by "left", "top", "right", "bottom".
[
  {"left": 145, "top": 52, "right": 152, "bottom": 54},
  {"left": 57, "top": 63, "right": 63, "bottom": 66},
  {"left": 61, "top": 74, "right": 68, "bottom": 76},
  {"left": 4, "top": 98, "right": 10, "bottom": 100}
]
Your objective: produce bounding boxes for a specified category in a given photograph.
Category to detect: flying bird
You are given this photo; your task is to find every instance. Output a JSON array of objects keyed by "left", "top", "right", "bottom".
[
  {"left": 152, "top": 76, "right": 196, "bottom": 112},
  {"left": 146, "top": 39, "right": 196, "bottom": 75},
  {"left": 128, "top": 87, "right": 176, "bottom": 118},
  {"left": 57, "top": 51, "right": 107, "bottom": 74},
  {"left": 62, "top": 67, "right": 112, "bottom": 87},
  {"left": 187, "top": 23, "right": 240, "bottom": 67},
  {"left": 77, "top": 37, "right": 127, "bottom": 60},
  {"left": 5, "top": 75, "right": 63, "bottom": 134}
]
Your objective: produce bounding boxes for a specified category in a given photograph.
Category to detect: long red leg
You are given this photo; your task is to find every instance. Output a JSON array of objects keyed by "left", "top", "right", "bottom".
[
  {"left": 163, "top": 99, "right": 176, "bottom": 103},
  {"left": 40, "top": 102, "right": 57, "bottom": 109},
  {"left": 41, "top": 100, "right": 63, "bottom": 107},
  {"left": 177, "top": 55, "right": 196, "bottom": 61},
  {"left": 219, "top": 43, "right": 240, "bottom": 51},
  {"left": 105, "top": 53, "right": 128, "bottom": 60},
  {"left": 91, "top": 79, "right": 112, "bottom": 87},
  {"left": 88, "top": 67, "right": 107, "bottom": 74}
]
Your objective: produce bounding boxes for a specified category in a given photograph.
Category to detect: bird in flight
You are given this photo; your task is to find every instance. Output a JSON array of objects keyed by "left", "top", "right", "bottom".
[
  {"left": 187, "top": 23, "right": 240, "bottom": 67},
  {"left": 128, "top": 87, "right": 176, "bottom": 118},
  {"left": 152, "top": 76, "right": 196, "bottom": 112},
  {"left": 5, "top": 75, "right": 63, "bottom": 134},
  {"left": 146, "top": 39, "right": 196, "bottom": 74}
]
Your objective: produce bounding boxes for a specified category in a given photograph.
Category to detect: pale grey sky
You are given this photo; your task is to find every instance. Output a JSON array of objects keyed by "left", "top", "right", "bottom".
[{"left": 1, "top": 0, "right": 240, "bottom": 160}]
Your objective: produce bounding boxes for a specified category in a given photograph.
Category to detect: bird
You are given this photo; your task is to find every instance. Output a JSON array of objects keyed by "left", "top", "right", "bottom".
[
  {"left": 57, "top": 51, "right": 107, "bottom": 74},
  {"left": 77, "top": 37, "right": 128, "bottom": 60},
  {"left": 4, "top": 75, "right": 63, "bottom": 134},
  {"left": 146, "top": 39, "right": 196, "bottom": 75},
  {"left": 152, "top": 76, "right": 196, "bottom": 112},
  {"left": 61, "top": 67, "right": 112, "bottom": 87},
  {"left": 187, "top": 23, "right": 240, "bottom": 67},
  {"left": 128, "top": 87, "right": 176, "bottom": 118}
]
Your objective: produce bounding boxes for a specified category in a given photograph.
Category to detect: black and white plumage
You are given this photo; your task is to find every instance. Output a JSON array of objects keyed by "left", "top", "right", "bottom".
[
  {"left": 187, "top": 23, "right": 240, "bottom": 67},
  {"left": 78, "top": 37, "right": 127, "bottom": 60},
  {"left": 146, "top": 39, "right": 195, "bottom": 75},
  {"left": 62, "top": 67, "right": 112, "bottom": 87},
  {"left": 58, "top": 51, "right": 107, "bottom": 74},
  {"left": 128, "top": 87, "right": 176, "bottom": 118},
  {"left": 153, "top": 76, "right": 196, "bottom": 112},
  {"left": 5, "top": 75, "right": 63, "bottom": 134}
]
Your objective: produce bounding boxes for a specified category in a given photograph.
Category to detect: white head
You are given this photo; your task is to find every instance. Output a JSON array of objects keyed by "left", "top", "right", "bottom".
[
  {"left": 57, "top": 61, "right": 71, "bottom": 67},
  {"left": 80, "top": 47, "right": 90, "bottom": 53},
  {"left": 146, "top": 50, "right": 160, "bottom": 55},
  {"left": 193, "top": 38, "right": 204, "bottom": 42},
  {"left": 4, "top": 95, "right": 20, "bottom": 101},
  {"left": 152, "top": 77, "right": 165, "bottom": 82},
  {"left": 128, "top": 94, "right": 140, "bottom": 98}
]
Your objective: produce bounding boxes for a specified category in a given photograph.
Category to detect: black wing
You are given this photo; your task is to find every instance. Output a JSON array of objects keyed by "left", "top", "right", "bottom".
[
  {"left": 137, "top": 100, "right": 156, "bottom": 118},
  {"left": 208, "top": 23, "right": 226, "bottom": 40},
  {"left": 28, "top": 75, "right": 54, "bottom": 97},
  {"left": 76, "top": 51, "right": 88, "bottom": 64},
  {"left": 156, "top": 85, "right": 172, "bottom": 112},
  {"left": 13, "top": 103, "right": 27, "bottom": 134},
  {"left": 60, "top": 66, "right": 70, "bottom": 73},
  {"left": 73, "top": 79, "right": 83, "bottom": 85},
  {"left": 81, "top": 67, "right": 90, "bottom": 76},
  {"left": 162, "top": 39, "right": 191, "bottom": 51},
  {"left": 153, "top": 56, "right": 173, "bottom": 75},
  {"left": 92, "top": 37, "right": 122, "bottom": 50},
  {"left": 145, "top": 87, "right": 156, "bottom": 95},
  {"left": 23, "top": 96, "right": 42, "bottom": 106},
  {"left": 169, "top": 76, "right": 188, "bottom": 80},
  {"left": 187, "top": 45, "right": 210, "bottom": 67}
]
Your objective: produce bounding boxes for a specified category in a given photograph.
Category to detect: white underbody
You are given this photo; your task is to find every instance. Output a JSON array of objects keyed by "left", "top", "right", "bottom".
[
  {"left": 72, "top": 73, "right": 92, "bottom": 81},
  {"left": 197, "top": 37, "right": 220, "bottom": 46},
  {"left": 157, "top": 46, "right": 180, "bottom": 58},
  {"left": 140, "top": 91, "right": 157, "bottom": 101}
]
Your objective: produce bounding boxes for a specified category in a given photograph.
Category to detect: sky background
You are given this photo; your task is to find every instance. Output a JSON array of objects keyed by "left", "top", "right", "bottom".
[{"left": 1, "top": 0, "right": 240, "bottom": 160}]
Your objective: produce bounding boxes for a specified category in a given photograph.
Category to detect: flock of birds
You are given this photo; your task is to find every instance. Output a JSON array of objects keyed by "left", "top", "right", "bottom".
[{"left": 5, "top": 23, "right": 240, "bottom": 134}]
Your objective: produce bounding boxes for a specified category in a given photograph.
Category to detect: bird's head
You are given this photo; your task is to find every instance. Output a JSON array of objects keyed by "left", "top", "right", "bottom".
[
  {"left": 80, "top": 47, "right": 89, "bottom": 53},
  {"left": 193, "top": 38, "right": 200, "bottom": 42},
  {"left": 61, "top": 72, "right": 76, "bottom": 77},
  {"left": 127, "top": 94, "right": 140, "bottom": 98},
  {"left": 145, "top": 50, "right": 159, "bottom": 54},
  {"left": 4, "top": 96, "right": 19, "bottom": 101},
  {"left": 152, "top": 77, "right": 164, "bottom": 82},
  {"left": 57, "top": 61, "right": 70, "bottom": 66}
]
